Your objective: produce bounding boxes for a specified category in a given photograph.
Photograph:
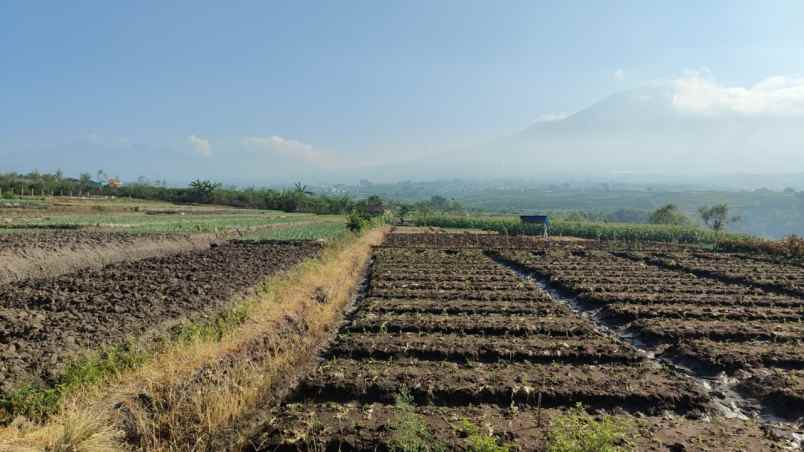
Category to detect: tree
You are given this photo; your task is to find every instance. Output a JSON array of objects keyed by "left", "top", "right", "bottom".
[
  {"left": 649, "top": 204, "right": 690, "bottom": 226},
  {"left": 430, "top": 195, "right": 449, "bottom": 210},
  {"left": 293, "top": 182, "right": 313, "bottom": 195},
  {"left": 397, "top": 203, "right": 413, "bottom": 223},
  {"left": 698, "top": 204, "right": 740, "bottom": 231},
  {"left": 189, "top": 179, "right": 221, "bottom": 203},
  {"left": 365, "top": 195, "right": 385, "bottom": 216}
]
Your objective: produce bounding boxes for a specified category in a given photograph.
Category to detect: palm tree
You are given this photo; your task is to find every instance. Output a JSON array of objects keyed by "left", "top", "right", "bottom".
[{"left": 293, "top": 182, "right": 314, "bottom": 195}]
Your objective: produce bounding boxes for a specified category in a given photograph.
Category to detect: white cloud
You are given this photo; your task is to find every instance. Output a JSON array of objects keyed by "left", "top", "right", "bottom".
[
  {"left": 188, "top": 135, "right": 211, "bottom": 157},
  {"left": 240, "top": 135, "right": 334, "bottom": 166},
  {"left": 533, "top": 112, "right": 570, "bottom": 123},
  {"left": 672, "top": 72, "right": 804, "bottom": 116},
  {"left": 613, "top": 68, "right": 625, "bottom": 81}
]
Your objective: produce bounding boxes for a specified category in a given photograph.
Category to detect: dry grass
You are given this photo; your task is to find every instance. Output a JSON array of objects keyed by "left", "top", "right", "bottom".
[{"left": 0, "top": 228, "right": 387, "bottom": 451}]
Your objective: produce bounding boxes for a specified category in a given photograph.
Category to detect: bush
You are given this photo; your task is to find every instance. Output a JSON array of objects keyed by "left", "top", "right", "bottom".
[{"left": 347, "top": 210, "right": 369, "bottom": 233}]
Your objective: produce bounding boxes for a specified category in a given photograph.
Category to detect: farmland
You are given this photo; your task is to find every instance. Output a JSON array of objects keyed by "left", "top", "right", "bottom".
[
  {"left": 0, "top": 198, "right": 347, "bottom": 284},
  {"left": 247, "top": 231, "right": 801, "bottom": 450},
  {"left": 1, "top": 202, "right": 803, "bottom": 450}
]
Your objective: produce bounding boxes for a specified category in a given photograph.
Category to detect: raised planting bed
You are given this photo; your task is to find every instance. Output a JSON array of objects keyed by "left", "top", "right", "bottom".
[
  {"left": 325, "top": 332, "right": 642, "bottom": 365},
  {"left": 673, "top": 339, "right": 804, "bottom": 371},
  {"left": 293, "top": 359, "right": 707, "bottom": 413},
  {"left": 361, "top": 298, "right": 567, "bottom": 315},
  {"left": 630, "top": 319, "right": 804, "bottom": 343},
  {"left": 347, "top": 313, "right": 594, "bottom": 337},
  {"left": 603, "top": 302, "right": 803, "bottom": 323}
]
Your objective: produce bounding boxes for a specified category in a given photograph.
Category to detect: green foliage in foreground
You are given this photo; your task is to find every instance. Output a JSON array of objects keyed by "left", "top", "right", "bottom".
[
  {"left": 414, "top": 214, "right": 750, "bottom": 245},
  {"left": 459, "top": 419, "right": 512, "bottom": 452},
  {"left": 547, "top": 404, "right": 634, "bottom": 452},
  {"left": 390, "top": 391, "right": 446, "bottom": 452},
  {"left": 0, "top": 342, "right": 150, "bottom": 423}
]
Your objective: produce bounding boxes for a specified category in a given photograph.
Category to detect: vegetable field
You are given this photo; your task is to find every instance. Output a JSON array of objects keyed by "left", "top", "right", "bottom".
[{"left": 247, "top": 231, "right": 800, "bottom": 450}]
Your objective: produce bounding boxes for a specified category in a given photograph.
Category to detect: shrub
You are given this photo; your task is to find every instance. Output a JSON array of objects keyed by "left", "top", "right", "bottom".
[{"left": 347, "top": 210, "right": 369, "bottom": 233}]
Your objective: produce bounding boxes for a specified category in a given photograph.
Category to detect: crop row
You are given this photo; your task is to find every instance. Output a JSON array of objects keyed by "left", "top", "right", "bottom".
[
  {"left": 627, "top": 250, "right": 804, "bottom": 298},
  {"left": 254, "top": 234, "right": 709, "bottom": 449},
  {"left": 495, "top": 248, "right": 804, "bottom": 420}
]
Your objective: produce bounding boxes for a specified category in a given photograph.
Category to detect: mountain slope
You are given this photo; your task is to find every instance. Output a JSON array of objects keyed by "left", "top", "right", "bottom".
[{"left": 441, "top": 84, "right": 804, "bottom": 179}]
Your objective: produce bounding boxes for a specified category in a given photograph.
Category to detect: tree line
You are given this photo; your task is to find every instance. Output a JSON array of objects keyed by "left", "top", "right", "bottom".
[
  {"left": 0, "top": 171, "right": 356, "bottom": 215},
  {"left": 0, "top": 171, "right": 468, "bottom": 220}
]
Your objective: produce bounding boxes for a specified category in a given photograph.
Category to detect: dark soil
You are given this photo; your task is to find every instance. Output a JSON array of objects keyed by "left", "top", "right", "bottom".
[
  {"left": 0, "top": 240, "right": 321, "bottom": 394},
  {"left": 495, "top": 246, "right": 804, "bottom": 422},
  {"left": 737, "top": 370, "right": 804, "bottom": 420},
  {"left": 674, "top": 339, "right": 804, "bottom": 371},
  {"left": 247, "top": 402, "right": 791, "bottom": 452},
  {"left": 250, "top": 234, "right": 735, "bottom": 450},
  {"left": 326, "top": 332, "right": 641, "bottom": 365}
]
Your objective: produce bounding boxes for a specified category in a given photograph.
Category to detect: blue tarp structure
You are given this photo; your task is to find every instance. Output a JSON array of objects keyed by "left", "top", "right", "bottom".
[
  {"left": 519, "top": 215, "right": 549, "bottom": 225},
  {"left": 519, "top": 215, "right": 550, "bottom": 237}
]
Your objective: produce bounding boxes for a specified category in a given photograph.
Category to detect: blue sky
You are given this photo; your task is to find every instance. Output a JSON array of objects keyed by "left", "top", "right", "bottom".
[{"left": 2, "top": 1, "right": 803, "bottom": 182}]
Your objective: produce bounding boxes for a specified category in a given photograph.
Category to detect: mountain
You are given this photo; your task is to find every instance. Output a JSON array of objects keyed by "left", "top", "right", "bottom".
[{"left": 423, "top": 84, "right": 804, "bottom": 180}]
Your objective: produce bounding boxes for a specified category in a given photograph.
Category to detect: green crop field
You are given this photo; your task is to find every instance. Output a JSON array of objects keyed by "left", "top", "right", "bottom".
[
  {"left": 413, "top": 214, "right": 752, "bottom": 245},
  {"left": 0, "top": 197, "right": 345, "bottom": 235},
  {"left": 241, "top": 221, "right": 349, "bottom": 241}
]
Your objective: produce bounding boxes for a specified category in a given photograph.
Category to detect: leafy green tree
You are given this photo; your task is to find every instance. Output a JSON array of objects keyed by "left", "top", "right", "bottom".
[
  {"left": 698, "top": 204, "right": 740, "bottom": 231},
  {"left": 189, "top": 179, "right": 221, "bottom": 203},
  {"left": 649, "top": 204, "right": 690, "bottom": 226},
  {"left": 397, "top": 204, "right": 413, "bottom": 223}
]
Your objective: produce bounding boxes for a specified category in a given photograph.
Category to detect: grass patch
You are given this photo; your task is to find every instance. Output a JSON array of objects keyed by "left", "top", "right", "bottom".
[
  {"left": 0, "top": 342, "right": 150, "bottom": 424},
  {"left": 0, "top": 302, "right": 253, "bottom": 425},
  {"left": 547, "top": 403, "right": 634, "bottom": 452}
]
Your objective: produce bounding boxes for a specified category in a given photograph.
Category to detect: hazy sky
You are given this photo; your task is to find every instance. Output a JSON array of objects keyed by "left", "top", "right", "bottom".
[{"left": 2, "top": 1, "right": 803, "bottom": 180}]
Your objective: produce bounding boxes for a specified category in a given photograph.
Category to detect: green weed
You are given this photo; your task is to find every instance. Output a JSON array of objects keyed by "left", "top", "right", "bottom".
[
  {"left": 0, "top": 342, "right": 149, "bottom": 423},
  {"left": 389, "top": 391, "right": 445, "bottom": 452},
  {"left": 547, "top": 403, "right": 634, "bottom": 452},
  {"left": 459, "top": 419, "right": 511, "bottom": 452}
]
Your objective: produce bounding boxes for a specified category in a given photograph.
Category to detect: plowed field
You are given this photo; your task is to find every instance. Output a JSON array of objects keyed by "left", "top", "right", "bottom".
[
  {"left": 248, "top": 234, "right": 763, "bottom": 450},
  {"left": 496, "top": 246, "right": 804, "bottom": 421},
  {"left": 0, "top": 240, "right": 321, "bottom": 394}
]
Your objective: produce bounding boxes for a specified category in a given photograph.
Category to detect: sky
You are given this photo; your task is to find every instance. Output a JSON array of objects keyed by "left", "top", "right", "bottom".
[{"left": 1, "top": 1, "right": 804, "bottom": 183}]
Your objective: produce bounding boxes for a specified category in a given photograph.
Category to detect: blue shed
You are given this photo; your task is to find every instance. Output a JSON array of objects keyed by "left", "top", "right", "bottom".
[{"left": 519, "top": 215, "right": 550, "bottom": 238}]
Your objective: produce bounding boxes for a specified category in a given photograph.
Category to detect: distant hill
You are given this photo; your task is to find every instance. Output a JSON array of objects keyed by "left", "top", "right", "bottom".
[{"left": 447, "top": 83, "right": 804, "bottom": 179}]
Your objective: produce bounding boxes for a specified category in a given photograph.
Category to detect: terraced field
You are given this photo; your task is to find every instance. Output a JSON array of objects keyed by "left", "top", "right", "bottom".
[
  {"left": 246, "top": 233, "right": 801, "bottom": 450},
  {"left": 496, "top": 247, "right": 804, "bottom": 421}
]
